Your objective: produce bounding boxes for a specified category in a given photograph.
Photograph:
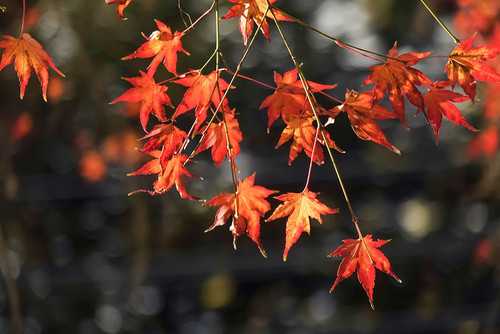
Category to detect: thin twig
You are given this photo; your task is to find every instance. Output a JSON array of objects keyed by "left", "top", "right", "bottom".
[
  {"left": 19, "top": 0, "right": 26, "bottom": 35},
  {"left": 418, "top": 0, "right": 459, "bottom": 44},
  {"left": 181, "top": 1, "right": 216, "bottom": 35}
]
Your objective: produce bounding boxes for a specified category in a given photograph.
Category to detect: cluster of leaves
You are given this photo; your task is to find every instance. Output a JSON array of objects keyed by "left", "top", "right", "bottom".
[
  {"left": 1, "top": 0, "right": 500, "bottom": 309},
  {"left": 454, "top": 1, "right": 500, "bottom": 159},
  {"left": 104, "top": 0, "right": 500, "bottom": 308}
]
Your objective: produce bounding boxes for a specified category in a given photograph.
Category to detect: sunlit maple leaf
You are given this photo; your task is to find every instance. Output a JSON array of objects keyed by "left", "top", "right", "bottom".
[
  {"left": 205, "top": 173, "right": 277, "bottom": 256},
  {"left": 105, "top": 0, "right": 133, "bottom": 19},
  {"left": 128, "top": 152, "right": 196, "bottom": 200},
  {"left": 421, "top": 82, "right": 477, "bottom": 141},
  {"left": 267, "top": 189, "right": 338, "bottom": 261},
  {"left": 122, "top": 19, "right": 189, "bottom": 75},
  {"left": 453, "top": 0, "right": 500, "bottom": 36},
  {"left": 195, "top": 111, "right": 243, "bottom": 166},
  {"left": 446, "top": 33, "right": 500, "bottom": 100},
  {"left": 222, "top": 0, "right": 294, "bottom": 46},
  {"left": 328, "top": 234, "right": 401, "bottom": 309},
  {"left": 327, "top": 90, "right": 400, "bottom": 154},
  {"left": 276, "top": 115, "right": 342, "bottom": 165},
  {"left": 0, "top": 33, "right": 65, "bottom": 101},
  {"left": 173, "top": 71, "right": 230, "bottom": 132},
  {"left": 363, "top": 42, "right": 431, "bottom": 123},
  {"left": 111, "top": 71, "right": 173, "bottom": 132},
  {"left": 140, "top": 123, "right": 187, "bottom": 163},
  {"left": 260, "top": 68, "right": 337, "bottom": 129},
  {"left": 468, "top": 126, "right": 498, "bottom": 159}
]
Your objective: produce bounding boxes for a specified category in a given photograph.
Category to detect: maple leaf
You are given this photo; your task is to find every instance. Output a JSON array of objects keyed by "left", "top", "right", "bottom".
[
  {"left": 173, "top": 71, "right": 230, "bottom": 132},
  {"left": 140, "top": 123, "right": 187, "bottom": 163},
  {"left": 276, "top": 115, "right": 342, "bottom": 165},
  {"left": 363, "top": 42, "right": 432, "bottom": 123},
  {"left": 446, "top": 33, "right": 500, "bottom": 100},
  {"left": 122, "top": 19, "right": 190, "bottom": 75},
  {"left": 328, "top": 234, "right": 401, "bottom": 309},
  {"left": 260, "top": 68, "right": 337, "bottom": 129},
  {"left": 128, "top": 152, "right": 196, "bottom": 200},
  {"left": 222, "top": 0, "right": 294, "bottom": 46},
  {"left": 195, "top": 111, "right": 243, "bottom": 166},
  {"left": 267, "top": 189, "right": 338, "bottom": 261},
  {"left": 421, "top": 82, "right": 477, "bottom": 141},
  {"left": 328, "top": 90, "right": 400, "bottom": 154},
  {"left": 110, "top": 71, "right": 173, "bottom": 132},
  {"left": 205, "top": 173, "right": 277, "bottom": 256},
  {"left": 0, "top": 33, "right": 65, "bottom": 101},
  {"left": 105, "top": 0, "right": 133, "bottom": 19}
]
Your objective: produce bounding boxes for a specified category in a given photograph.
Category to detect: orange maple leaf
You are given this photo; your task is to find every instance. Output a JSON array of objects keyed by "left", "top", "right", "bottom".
[
  {"left": 446, "top": 33, "right": 500, "bottom": 100},
  {"left": 260, "top": 68, "right": 337, "bottom": 129},
  {"left": 140, "top": 123, "right": 187, "bottom": 163},
  {"left": 422, "top": 82, "right": 477, "bottom": 141},
  {"left": 267, "top": 189, "right": 338, "bottom": 261},
  {"left": 122, "top": 19, "right": 190, "bottom": 75},
  {"left": 195, "top": 111, "right": 243, "bottom": 166},
  {"left": 0, "top": 33, "right": 65, "bottom": 101},
  {"left": 205, "top": 173, "right": 277, "bottom": 256},
  {"left": 105, "top": 0, "right": 134, "bottom": 19},
  {"left": 328, "top": 234, "right": 401, "bottom": 309},
  {"left": 276, "top": 115, "right": 342, "bottom": 165},
  {"left": 327, "top": 90, "right": 400, "bottom": 154},
  {"left": 222, "top": 0, "right": 294, "bottom": 45},
  {"left": 110, "top": 71, "right": 173, "bottom": 132},
  {"left": 173, "top": 71, "right": 230, "bottom": 132},
  {"left": 363, "top": 42, "right": 431, "bottom": 123},
  {"left": 128, "top": 152, "right": 196, "bottom": 200}
]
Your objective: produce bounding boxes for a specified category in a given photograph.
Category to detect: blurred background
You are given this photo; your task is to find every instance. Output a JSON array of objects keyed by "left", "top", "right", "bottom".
[{"left": 0, "top": 0, "right": 500, "bottom": 333}]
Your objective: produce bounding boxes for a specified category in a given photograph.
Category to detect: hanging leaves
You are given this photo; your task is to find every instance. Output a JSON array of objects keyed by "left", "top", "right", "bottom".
[
  {"left": 122, "top": 20, "right": 189, "bottom": 75},
  {"left": 111, "top": 71, "right": 173, "bottom": 132},
  {"left": 128, "top": 152, "right": 196, "bottom": 200},
  {"left": 422, "top": 82, "right": 477, "bottom": 141},
  {"left": 329, "top": 234, "right": 401, "bottom": 309},
  {"left": 327, "top": 90, "right": 400, "bottom": 154},
  {"left": 205, "top": 173, "right": 277, "bottom": 256},
  {"left": 173, "top": 71, "right": 230, "bottom": 132},
  {"left": 0, "top": 33, "right": 65, "bottom": 101},
  {"left": 267, "top": 189, "right": 338, "bottom": 261},
  {"left": 445, "top": 33, "right": 500, "bottom": 100},
  {"left": 363, "top": 42, "right": 432, "bottom": 124},
  {"left": 260, "top": 68, "right": 337, "bottom": 129},
  {"left": 195, "top": 111, "right": 243, "bottom": 166},
  {"left": 222, "top": 0, "right": 294, "bottom": 45}
]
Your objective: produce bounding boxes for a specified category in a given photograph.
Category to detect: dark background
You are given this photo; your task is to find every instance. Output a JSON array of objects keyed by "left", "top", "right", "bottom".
[{"left": 0, "top": 0, "right": 499, "bottom": 333}]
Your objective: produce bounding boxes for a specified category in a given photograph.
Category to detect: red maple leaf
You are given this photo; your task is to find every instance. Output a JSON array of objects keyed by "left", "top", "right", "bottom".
[
  {"left": 122, "top": 19, "right": 190, "bottom": 75},
  {"left": 422, "top": 82, "right": 477, "bottom": 141},
  {"left": 128, "top": 152, "right": 195, "bottom": 200},
  {"left": 195, "top": 111, "right": 243, "bottom": 166},
  {"left": 173, "top": 71, "right": 230, "bottom": 132},
  {"left": 363, "top": 42, "right": 432, "bottom": 123},
  {"left": 0, "top": 33, "right": 65, "bottom": 101},
  {"left": 446, "top": 33, "right": 500, "bottom": 100},
  {"left": 327, "top": 90, "right": 400, "bottom": 154},
  {"left": 329, "top": 234, "right": 401, "bottom": 309},
  {"left": 222, "top": 0, "right": 294, "bottom": 45},
  {"left": 205, "top": 173, "right": 277, "bottom": 256},
  {"left": 140, "top": 123, "right": 187, "bottom": 163},
  {"left": 276, "top": 114, "right": 342, "bottom": 165},
  {"left": 110, "top": 71, "right": 173, "bottom": 132},
  {"left": 267, "top": 189, "right": 338, "bottom": 261},
  {"left": 105, "top": 0, "right": 133, "bottom": 19},
  {"left": 260, "top": 68, "right": 337, "bottom": 129}
]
